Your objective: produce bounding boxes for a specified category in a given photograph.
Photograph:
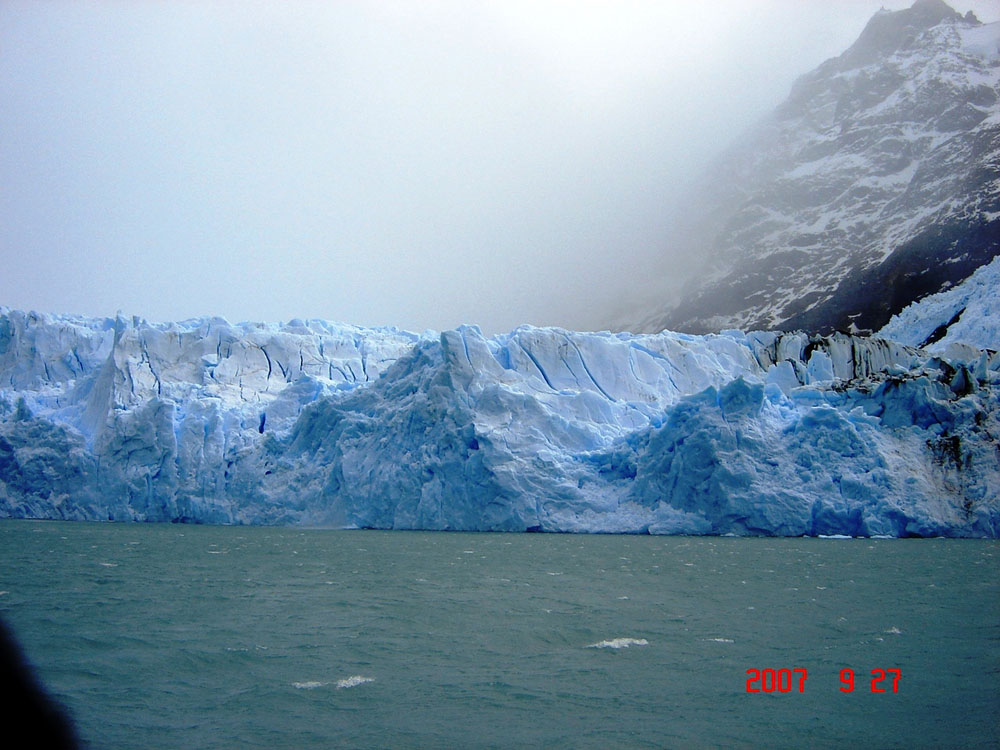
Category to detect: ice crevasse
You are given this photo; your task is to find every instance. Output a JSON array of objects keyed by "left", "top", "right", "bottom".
[{"left": 1, "top": 259, "right": 998, "bottom": 536}]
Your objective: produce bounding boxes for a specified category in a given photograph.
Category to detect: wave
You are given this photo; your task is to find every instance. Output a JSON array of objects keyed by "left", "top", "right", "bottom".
[
  {"left": 586, "top": 638, "right": 648, "bottom": 649},
  {"left": 336, "top": 675, "right": 374, "bottom": 689}
]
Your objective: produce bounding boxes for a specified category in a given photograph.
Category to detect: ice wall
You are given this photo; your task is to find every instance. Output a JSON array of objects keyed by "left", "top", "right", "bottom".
[{"left": 1, "top": 296, "right": 997, "bottom": 536}]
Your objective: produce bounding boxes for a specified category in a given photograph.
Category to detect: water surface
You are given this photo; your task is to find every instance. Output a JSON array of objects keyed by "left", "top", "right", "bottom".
[{"left": 1, "top": 520, "right": 996, "bottom": 748}]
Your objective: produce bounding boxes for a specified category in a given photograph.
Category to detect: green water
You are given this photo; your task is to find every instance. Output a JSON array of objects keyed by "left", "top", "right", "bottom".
[{"left": 0, "top": 520, "right": 997, "bottom": 749}]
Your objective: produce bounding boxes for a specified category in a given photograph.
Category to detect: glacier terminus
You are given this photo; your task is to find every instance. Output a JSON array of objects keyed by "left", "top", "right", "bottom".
[{"left": 2, "top": 258, "right": 998, "bottom": 537}]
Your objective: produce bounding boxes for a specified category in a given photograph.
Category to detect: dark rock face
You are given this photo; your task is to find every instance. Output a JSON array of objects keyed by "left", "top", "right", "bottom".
[
  {"left": 628, "top": 0, "right": 999, "bottom": 335},
  {"left": 781, "top": 217, "right": 1000, "bottom": 333}
]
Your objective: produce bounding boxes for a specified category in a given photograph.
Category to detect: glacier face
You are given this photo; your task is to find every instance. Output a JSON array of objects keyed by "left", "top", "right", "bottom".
[
  {"left": 0, "top": 312, "right": 425, "bottom": 524},
  {"left": 2, "top": 284, "right": 998, "bottom": 536}
]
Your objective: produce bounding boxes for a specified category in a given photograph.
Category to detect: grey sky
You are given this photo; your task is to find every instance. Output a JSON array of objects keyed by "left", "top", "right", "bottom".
[{"left": 2, "top": 1, "right": 997, "bottom": 333}]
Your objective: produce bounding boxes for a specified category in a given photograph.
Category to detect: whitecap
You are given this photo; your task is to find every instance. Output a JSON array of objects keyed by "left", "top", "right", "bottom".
[
  {"left": 336, "top": 675, "right": 374, "bottom": 689},
  {"left": 705, "top": 638, "right": 734, "bottom": 643},
  {"left": 292, "top": 681, "right": 327, "bottom": 690},
  {"left": 98, "top": 562, "right": 118, "bottom": 567},
  {"left": 884, "top": 626, "right": 902, "bottom": 635},
  {"left": 586, "top": 637, "right": 649, "bottom": 649}
]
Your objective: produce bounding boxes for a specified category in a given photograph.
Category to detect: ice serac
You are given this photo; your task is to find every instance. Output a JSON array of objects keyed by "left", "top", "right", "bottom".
[
  {"left": 625, "top": 0, "right": 1000, "bottom": 336},
  {"left": 1, "top": 298, "right": 997, "bottom": 536},
  {"left": 0, "top": 310, "right": 423, "bottom": 523}
]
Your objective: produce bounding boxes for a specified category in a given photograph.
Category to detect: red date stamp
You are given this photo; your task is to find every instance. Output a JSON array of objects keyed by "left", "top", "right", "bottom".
[
  {"left": 745, "top": 668, "right": 900, "bottom": 693},
  {"left": 745, "top": 668, "right": 808, "bottom": 693}
]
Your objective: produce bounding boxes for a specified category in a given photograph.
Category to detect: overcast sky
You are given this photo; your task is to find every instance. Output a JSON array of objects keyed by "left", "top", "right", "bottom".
[{"left": 2, "top": 1, "right": 997, "bottom": 333}]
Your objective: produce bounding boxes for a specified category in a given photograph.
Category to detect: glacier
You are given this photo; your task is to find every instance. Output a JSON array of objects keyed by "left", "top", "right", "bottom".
[{"left": 1, "top": 263, "right": 998, "bottom": 536}]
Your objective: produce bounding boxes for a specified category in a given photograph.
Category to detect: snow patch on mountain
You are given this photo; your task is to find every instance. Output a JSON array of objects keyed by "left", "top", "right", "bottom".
[{"left": 959, "top": 21, "right": 1000, "bottom": 61}]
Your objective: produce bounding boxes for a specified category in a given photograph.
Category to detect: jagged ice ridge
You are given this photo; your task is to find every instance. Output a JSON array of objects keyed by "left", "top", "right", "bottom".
[{"left": 1, "top": 264, "right": 998, "bottom": 536}]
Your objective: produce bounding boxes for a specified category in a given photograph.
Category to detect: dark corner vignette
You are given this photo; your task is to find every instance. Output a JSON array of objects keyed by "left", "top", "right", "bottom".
[{"left": 0, "top": 617, "right": 80, "bottom": 749}]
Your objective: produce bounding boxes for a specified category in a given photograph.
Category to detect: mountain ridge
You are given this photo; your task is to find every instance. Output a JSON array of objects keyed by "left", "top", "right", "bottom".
[{"left": 626, "top": 0, "right": 999, "bottom": 336}]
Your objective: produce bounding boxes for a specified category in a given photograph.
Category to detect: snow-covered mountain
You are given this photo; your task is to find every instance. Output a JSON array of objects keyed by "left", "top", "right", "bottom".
[
  {"left": 629, "top": 0, "right": 1000, "bottom": 335},
  {"left": 3, "top": 257, "right": 998, "bottom": 535}
]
